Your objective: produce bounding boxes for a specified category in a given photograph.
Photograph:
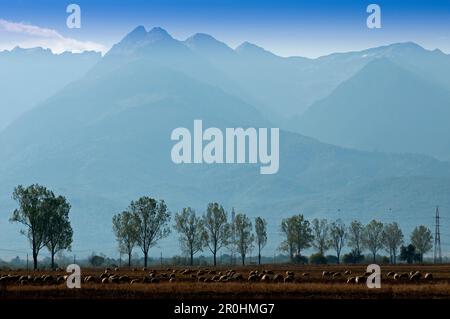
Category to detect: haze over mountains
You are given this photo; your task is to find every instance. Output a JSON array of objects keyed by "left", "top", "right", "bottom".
[
  {"left": 297, "top": 57, "right": 450, "bottom": 160},
  {"left": 183, "top": 36, "right": 450, "bottom": 159},
  {"left": 0, "top": 47, "right": 101, "bottom": 130},
  {"left": 0, "top": 26, "right": 449, "bottom": 256}
]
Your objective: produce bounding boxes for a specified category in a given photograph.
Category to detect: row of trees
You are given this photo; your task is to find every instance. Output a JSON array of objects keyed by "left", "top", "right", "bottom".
[
  {"left": 279, "top": 216, "right": 433, "bottom": 264},
  {"left": 112, "top": 201, "right": 268, "bottom": 267},
  {"left": 8, "top": 184, "right": 434, "bottom": 269}
]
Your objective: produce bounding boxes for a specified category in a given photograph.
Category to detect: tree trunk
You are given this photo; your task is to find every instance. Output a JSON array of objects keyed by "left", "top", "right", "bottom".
[
  {"left": 144, "top": 251, "right": 148, "bottom": 267},
  {"left": 33, "top": 251, "right": 38, "bottom": 270},
  {"left": 337, "top": 252, "right": 340, "bottom": 264},
  {"left": 51, "top": 251, "right": 55, "bottom": 269},
  {"left": 242, "top": 254, "right": 245, "bottom": 266},
  {"left": 32, "top": 236, "right": 38, "bottom": 270},
  {"left": 258, "top": 244, "right": 261, "bottom": 265},
  {"left": 373, "top": 252, "right": 376, "bottom": 263},
  {"left": 190, "top": 251, "right": 194, "bottom": 266},
  {"left": 213, "top": 252, "right": 217, "bottom": 266},
  {"left": 128, "top": 252, "right": 132, "bottom": 267}
]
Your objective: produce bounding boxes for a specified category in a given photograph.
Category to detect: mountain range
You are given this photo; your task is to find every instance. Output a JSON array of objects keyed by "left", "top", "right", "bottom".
[
  {"left": 0, "top": 47, "right": 101, "bottom": 130},
  {"left": 0, "top": 26, "right": 449, "bottom": 257},
  {"left": 295, "top": 52, "right": 450, "bottom": 160}
]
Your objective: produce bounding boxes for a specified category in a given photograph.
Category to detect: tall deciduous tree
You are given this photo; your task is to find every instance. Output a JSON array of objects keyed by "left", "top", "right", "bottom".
[
  {"left": 363, "top": 220, "right": 384, "bottom": 262},
  {"left": 411, "top": 225, "right": 433, "bottom": 262},
  {"left": 280, "top": 216, "right": 296, "bottom": 261},
  {"left": 203, "top": 203, "right": 230, "bottom": 266},
  {"left": 280, "top": 214, "right": 313, "bottom": 262},
  {"left": 45, "top": 195, "right": 73, "bottom": 269},
  {"left": 348, "top": 220, "right": 365, "bottom": 257},
  {"left": 382, "top": 222, "right": 403, "bottom": 264},
  {"left": 112, "top": 210, "right": 139, "bottom": 267},
  {"left": 174, "top": 207, "right": 205, "bottom": 266},
  {"left": 255, "top": 217, "right": 267, "bottom": 265},
  {"left": 311, "top": 218, "right": 330, "bottom": 255},
  {"left": 329, "top": 220, "right": 346, "bottom": 264},
  {"left": 10, "top": 184, "right": 54, "bottom": 270},
  {"left": 234, "top": 213, "right": 254, "bottom": 265},
  {"left": 130, "top": 197, "right": 171, "bottom": 267}
]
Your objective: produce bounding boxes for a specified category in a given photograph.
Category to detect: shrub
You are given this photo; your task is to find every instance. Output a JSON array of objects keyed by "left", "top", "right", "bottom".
[
  {"left": 326, "top": 255, "right": 339, "bottom": 264},
  {"left": 400, "top": 244, "right": 421, "bottom": 264},
  {"left": 343, "top": 249, "right": 364, "bottom": 264},
  {"left": 293, "top": 255, "right": 308, "bottom": 264},
  {"left": 88, "top": 254, "right": 105, "bottom": 267},
  {"left": 309, "top": 253, "right": 327, "bottom": 265}
]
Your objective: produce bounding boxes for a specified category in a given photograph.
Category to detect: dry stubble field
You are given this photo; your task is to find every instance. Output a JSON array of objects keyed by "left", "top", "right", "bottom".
[{"left": 1, "top": 264, "right": 450, "bottom": 300}]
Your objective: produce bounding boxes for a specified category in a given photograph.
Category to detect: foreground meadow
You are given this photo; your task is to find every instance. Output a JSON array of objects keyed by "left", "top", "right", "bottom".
[{"left": 1, "top": 264, "right": 450, "bottom": 299}]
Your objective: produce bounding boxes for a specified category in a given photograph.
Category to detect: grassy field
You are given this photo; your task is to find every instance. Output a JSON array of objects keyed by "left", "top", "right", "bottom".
[{"left": 1, "top": 264, "right": 450, "bottom": 300}]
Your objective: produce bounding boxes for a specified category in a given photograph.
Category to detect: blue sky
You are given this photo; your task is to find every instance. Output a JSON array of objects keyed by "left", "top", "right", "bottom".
[{"left": 0, "top": 0, "right": 449, "bottom": 57}]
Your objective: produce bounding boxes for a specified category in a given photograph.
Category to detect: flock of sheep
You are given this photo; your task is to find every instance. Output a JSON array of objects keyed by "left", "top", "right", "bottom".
[
  {"left": 0, "top": 267, "right": 435, "bottom": 286},
  {"left": 325, "top": 270, "right": 434, "bottom": 284}
]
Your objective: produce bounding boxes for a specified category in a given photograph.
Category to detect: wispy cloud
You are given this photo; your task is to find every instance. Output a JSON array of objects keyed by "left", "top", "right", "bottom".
[{"left": 0, "top": 19, "right": 107, "bottom": 54}]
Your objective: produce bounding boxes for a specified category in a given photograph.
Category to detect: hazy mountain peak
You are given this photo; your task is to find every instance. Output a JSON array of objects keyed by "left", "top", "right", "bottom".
[
  {"left": 189, "top": 32, "right": 216, "bottom": 40},
  {"left": 147, "top": 26, "right": 173, "bottom": 41},
  {"left": 107, "top": 26, "right": 177, "bottom": 57},
  {"left": 388, "top": 41, "right": 425, "bottom": 52},
  {"left": 119, "top": 25, "right": 172, "bottom": 43},
  {"left": 363, "top": 42, "right": 427, "bottom": 58},
  {"left": 235, "top": 41, "right": 276, "bottom": 58},
  {"left": 186, "top": 33, "right": 220, "bottom": 45},
  {"left": 236, "top": 41, "right": 261, "bottom": 51},
  {"left": 184, "top": 33, "right": 233, "bottom": 54},
  {"left": 121, "top": 25, "right": 148, "bottom": 43}
]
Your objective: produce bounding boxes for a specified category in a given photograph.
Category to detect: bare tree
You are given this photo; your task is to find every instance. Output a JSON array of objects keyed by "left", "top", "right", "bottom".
[
  {"left": 131, "top": 197, "right": 171, "bottom": 267},
  {"left": 203, "top": 203, "right": 230, "bottom": 266},
  {"left": 312, "top": 218, "right": 330, "bottom": 255},
  {"left": 112, "top": 210, "right": 139, "bottom": 267},
  {"left": 382, "top": 222, "right": 403, "bottom": 264},
  {"left": 255, "top": 217, "right": 267, "bottom": 265},
  {"left": 329, "top": 219, "right": 346, "bottom": 264},
  {"left": 174, "top": 207, "right": 205, "bottom": 266},
  {"left": 363, "top": 220, "right": 384, "bottom": 262}
]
